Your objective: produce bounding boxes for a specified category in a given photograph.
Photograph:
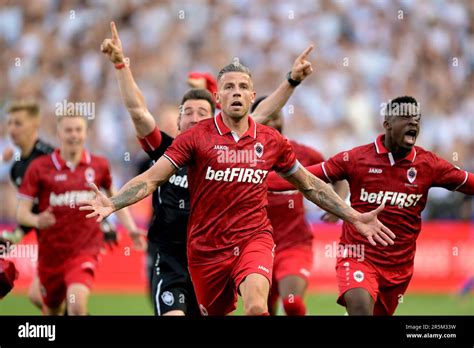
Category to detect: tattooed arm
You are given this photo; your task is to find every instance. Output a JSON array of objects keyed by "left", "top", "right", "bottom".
[
  {"left": 80, "top": 156, "right": 176, "bottom": 222},
  {"left": 284, "top": 165, "right": 396, "bottom": 246}
]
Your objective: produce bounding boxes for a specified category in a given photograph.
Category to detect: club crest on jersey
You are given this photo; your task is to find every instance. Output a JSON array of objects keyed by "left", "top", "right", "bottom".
[
  {"left": 407, "top": 167, "right": 417, "bottom": 183},
  {"left": 254, "top": 142, "right": 264, "bottom": 158},
  {"left": 353, "top": 270, "right": 364, "bottom": 283},
  {"left": 161, "top": 291, "right": 174, "bottom": 306},
  {"left": 85, "top": 167, "right": 95, "bottom": 183}
]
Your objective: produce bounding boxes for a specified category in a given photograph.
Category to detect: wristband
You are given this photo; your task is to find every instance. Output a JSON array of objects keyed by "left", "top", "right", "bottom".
[
  {"left": 115, "top": 62, "right": 126, "bottom": 70},
  {"left": 286, "top": 71, "right": 301, "bottom": 87}
]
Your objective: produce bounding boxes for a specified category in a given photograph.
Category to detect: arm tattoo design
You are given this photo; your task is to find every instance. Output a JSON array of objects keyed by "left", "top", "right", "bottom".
[{"left": 111, "top": 181, "right": 148, "bottom": 210}]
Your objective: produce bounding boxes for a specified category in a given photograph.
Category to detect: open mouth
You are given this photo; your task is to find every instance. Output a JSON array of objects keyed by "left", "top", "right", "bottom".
[
  {"left": 231, "top": 101, "right": 243, "bottom": 107},
  {"left": 404, "top": 129, "right": 418, "bottom": 145}
]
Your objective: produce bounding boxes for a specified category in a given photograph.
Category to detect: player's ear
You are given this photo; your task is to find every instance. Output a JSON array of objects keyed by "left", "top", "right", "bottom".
[
  {"left": 383, "top": 118, "right": 391, "bottom": 130},
  {"left": 214, "top": 91, "right": 220, "bottom": 104}
]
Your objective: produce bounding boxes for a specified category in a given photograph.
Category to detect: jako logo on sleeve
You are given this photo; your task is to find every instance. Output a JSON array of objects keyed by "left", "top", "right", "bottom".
[
  {"left": 205, "top": 166, "right": 268, "bottom": 184},
  {"left": 360, "top": 188, "right": 422, "bottom": 208}
]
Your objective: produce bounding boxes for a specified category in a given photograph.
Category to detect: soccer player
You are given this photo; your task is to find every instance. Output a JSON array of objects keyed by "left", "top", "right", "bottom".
[
  {"left": 100, "top": 21, "right": 321, "bottom": 315},
  {"left": 2, "top": 101, "right": 54, "bottom": 309},
  {"left": 16, "top": 114, "right": 145, "bottom": 315},
  {"left": 81, "top": 59, "right": 394, "bottom": 316},
  {"left": 3, "top": 101, "right": 120, "bottom": 312},
  {"left": 251, "top": 97, "right": 348, "bottom": 315},
  {"left": 266, "top": 96, "right": 474, "bottom": 315},
  {"left": 187, "top": 71, "right": 220, "bottom": 110}
]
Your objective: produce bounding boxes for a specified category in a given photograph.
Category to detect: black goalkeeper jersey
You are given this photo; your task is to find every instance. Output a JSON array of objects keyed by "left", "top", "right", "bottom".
[
  {"left": 10, "top": 139, "right": 54, "bottom": 227},
  {"left": 142, "top": 131, "right": 189, "bottom": 257},
  {"left": 10, "top": 139, "right": 54, "bottom": 188}
]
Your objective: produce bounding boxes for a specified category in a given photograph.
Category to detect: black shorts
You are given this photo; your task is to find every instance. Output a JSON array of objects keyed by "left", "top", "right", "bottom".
[{"left": 147, "top": 241, "right": 200, "bottom": 316}]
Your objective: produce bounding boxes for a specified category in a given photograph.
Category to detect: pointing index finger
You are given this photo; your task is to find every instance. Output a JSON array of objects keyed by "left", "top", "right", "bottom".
[
  {"left": 111, "top": 21, "right": 119, "bottom": 40},
  {"left": 298, "top": 44, "right": 314, "bottom": 61}
]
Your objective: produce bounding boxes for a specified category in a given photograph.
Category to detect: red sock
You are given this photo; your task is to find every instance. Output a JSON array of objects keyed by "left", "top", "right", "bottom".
[
  {"left": 260, "top": 311, "right": 270, "bottom": 316},
  {"left": 282, "top": 295, "right": 306, "bottom": 316}
]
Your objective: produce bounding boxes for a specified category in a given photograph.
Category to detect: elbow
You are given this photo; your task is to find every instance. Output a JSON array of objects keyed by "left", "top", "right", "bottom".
[{"left": 129, "top": 107, "right": 147, "bottom": 122}]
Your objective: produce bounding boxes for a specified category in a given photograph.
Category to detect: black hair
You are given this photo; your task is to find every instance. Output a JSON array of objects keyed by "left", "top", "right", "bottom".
[
  {"left": 384, "top": 96, "right": 420, "bottom": 120},
  {"left": 180, "top": 88, "right": 215, "bottom": 115}
]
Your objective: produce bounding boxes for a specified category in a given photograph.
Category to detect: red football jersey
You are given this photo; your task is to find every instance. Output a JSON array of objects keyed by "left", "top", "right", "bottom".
[
  {"left": 267, "top": 140, "right": 324, "bottom": 251},
  {"left": 18, "top": 149, "right": 112, "bottom": 268},
  {"left": 321, "top": 134, "right": 469, "bottom": 267},
  {"left": 164, "top": 113, "right": 298, "bottom": 265}
]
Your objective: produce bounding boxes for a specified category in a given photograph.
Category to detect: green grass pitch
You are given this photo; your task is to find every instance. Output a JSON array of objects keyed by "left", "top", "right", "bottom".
[{"left": 0, "top": 292, "right": 472, "bottom": 315}]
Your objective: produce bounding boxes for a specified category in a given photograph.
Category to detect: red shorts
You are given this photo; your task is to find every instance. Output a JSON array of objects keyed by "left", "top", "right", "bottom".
[
  {"left": 273, "top": 244, "right": 313, "bottom": 282},
  {"left": 38, "top": 254, "right": 99, "bottom": 309},
  {"left": 336, "top": 256, "right": 413, "bottom": 315},
  {"left": 268, "top": 244, "right": 313, "bottom": 309},
  {"left": 188, "top": 232, "right": 275, "bottom": 316}
]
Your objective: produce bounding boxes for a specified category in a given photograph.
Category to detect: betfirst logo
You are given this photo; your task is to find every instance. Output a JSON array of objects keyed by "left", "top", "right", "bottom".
[
  {"left": 360, "top": 188, "right": 423, "bottom": 208},
  {"left": 205, "top": 166, "right": 268, "bottom": 184},
  {"left": 49, "top": 190, "right": 95, "bottom": 207}
]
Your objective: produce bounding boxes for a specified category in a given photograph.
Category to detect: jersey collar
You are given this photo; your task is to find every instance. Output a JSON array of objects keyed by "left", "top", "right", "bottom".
[
  {"left": 213, "top": 112, "right": 257, "bottom": 141},
  {"left": 374, "top": 134, "right": 416, "bottom": 166},
  {"left": 51, "top": 148, "right": 91, "bottom": 170}
]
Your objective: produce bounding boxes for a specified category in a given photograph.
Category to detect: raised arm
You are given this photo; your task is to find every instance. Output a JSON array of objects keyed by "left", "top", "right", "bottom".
[
  {"left": 101, "top": 21, "right": 155, "bottom": 138},
  {"left": 80, "top": 156, "right": 177, "bottom": 222},
  {"left": 251, "top": 45, "right": 314, "bottom": 123},
  {"left": 284, "top": 165, "right": 395, "bottom": 246}
]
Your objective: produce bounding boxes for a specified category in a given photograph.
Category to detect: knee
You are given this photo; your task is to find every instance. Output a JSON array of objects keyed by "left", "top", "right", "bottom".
[
  {"left": 66, "top": 284, "right": 90, "bottom": 315},
  {"left": 243, "top": 289, "right": 268, "bottom": 315},
  {"left": 67, "top": 301, "right": 87, "bottom": 316},
  {"left": 240, "top": 274, "right": 270, "bottom": 315},
  {"left": 244, "top": 300, "right": 267, "bottom": 316},
  {"left": 344, "top": 288, "right": 374, "bottom": 316},
  {"left": 346, "top": 301, "right": 373, "bottom": 315},
  {"left": 28, "top": 289, "right": 43, "bottom": 309}
]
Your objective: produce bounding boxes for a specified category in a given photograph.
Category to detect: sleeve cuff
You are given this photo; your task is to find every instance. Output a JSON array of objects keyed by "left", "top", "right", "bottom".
[
  {"left": 163, "top": 154, "right": 181, "bottom": 170},
  {"left": 17, "top": 193, "right": 34, "bottom": 201},
  {"left": 453, "top": 171, "right": 469, "bottom": 191},
  {"left": 321, "top": 162, "right": 333, "bottom": 183},
  {"left": 277, "top": 160, "right": 300, "bottom": 178},
  {"left": 137, "top": 127, "right": 162, "bottom": 152}
]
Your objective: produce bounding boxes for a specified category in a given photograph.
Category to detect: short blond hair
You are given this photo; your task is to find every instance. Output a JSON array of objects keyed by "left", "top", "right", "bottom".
[{"left": 6, "top": 100, "right": 40, "bottom": 118}]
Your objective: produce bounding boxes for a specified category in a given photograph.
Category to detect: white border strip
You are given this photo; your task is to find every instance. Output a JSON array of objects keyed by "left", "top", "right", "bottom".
[
  {"left": 163, "top": 154, "right": 181, "bottom": 170},
  {"left": 321, "top": 162, "right": 333, "bottom": 183},
  {"left": 454, "top": 171, "right": 468, "bottom": 191},
  {"left": 17, "top": 193, "right": 34, "bottom": 201},
  {"left": 155, "top": 279, "right": 163, "bottom": 316}
]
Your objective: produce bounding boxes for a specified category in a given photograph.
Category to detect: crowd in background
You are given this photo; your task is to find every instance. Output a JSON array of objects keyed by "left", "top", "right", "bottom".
[{"left": 0, "top": 0, "right": 472, "bottom": 222}]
